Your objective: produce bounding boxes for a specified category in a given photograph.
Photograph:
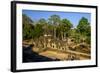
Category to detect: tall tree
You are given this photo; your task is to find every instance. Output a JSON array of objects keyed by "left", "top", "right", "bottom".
[
  {"left": 37, "top": 18, "right": 48, "bottom": 35},
  {"left": 22, "top": 14, "right": 34, "bottom": 40},
  {"left": 77, "top": 17, "right": 91, "bottom": 44},
  {"left": 48, "top": 15, "right": 61, "bottom": 39},
  {"left": 77, "top": 17, "right": 90, "bottom": 35},
  {"left": 60, "top": 19, "right": 73, "bottom": 40}
]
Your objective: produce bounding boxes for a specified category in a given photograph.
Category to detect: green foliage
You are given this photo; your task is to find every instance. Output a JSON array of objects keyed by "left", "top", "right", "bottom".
[
  {"left": 38, "top": 18, "right": 47, "bottom": 25},
  {"left": 61, "top": 19, "right": 73, "bottom": 34},
  {"left": 48, "top": 15, "right": 61, "bottom": 38},
  {"left": 76, "top": 17, "right": 91, "bottom": 44},
  {"left": 23, "top": 23, "right": 34, "bottom": 39},
  {"left": 22, "top": 14, "right": 91, "bottom": 45},
  {"left": 77, "top": 17, "right": 90, "bottom": 35},
  {"left": 22, "top": 14, "right": 33, "bottom": 24},
  {"left": 61, "top": 19, "right": 73, "bottom": 29},
  {"left": 48, "top": 15, "right": 61, "bottom": 26},
  {"left": 33, "top": 24, "right": 44, "bottom": 38},
  {"left": 23, "top": 14, "right": 45, "bottom": 40},
  {"left": 37, "top": 18, "right": 48, "bottom": 35},
  {"left": 56, "top": 19, "right": 73, "bottom": 39},
  {"left": 23, "top": 14, "right": 34, "bottom": 40}
]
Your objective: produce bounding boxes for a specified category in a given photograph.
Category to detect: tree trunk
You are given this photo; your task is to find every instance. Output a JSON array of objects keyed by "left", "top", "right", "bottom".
[
  {"left": 64, "top": 32, "right": 66, "bottom": 40},
  {"left": 61, "top": 31, "right": 63, "bottom": 40},
  {"left": 54, "top": 28, "right": 56, "bottom": 39}
]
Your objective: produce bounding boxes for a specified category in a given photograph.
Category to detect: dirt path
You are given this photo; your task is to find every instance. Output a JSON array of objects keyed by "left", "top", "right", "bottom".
[
  {"left": 39, "top": 48, "right": 90, "bottom": 60},
  {"left": 39, "top": 50, "right": 69, "bottom": 60}
]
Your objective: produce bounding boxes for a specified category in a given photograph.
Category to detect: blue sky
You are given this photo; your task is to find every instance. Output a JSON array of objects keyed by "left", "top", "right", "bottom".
[{"left": 22, "top": 10, "right": 91, "bottom": 27}]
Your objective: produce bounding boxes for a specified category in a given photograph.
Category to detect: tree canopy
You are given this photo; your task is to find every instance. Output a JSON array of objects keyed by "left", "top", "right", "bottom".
[{"left": 22, "top": 14, "right": 91, "bottom": 45}]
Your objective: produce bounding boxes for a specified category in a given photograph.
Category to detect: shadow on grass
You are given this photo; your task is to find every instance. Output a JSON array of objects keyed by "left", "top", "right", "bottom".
[{"left": 23, "top": 46, "right": 60, "bottom": 63}]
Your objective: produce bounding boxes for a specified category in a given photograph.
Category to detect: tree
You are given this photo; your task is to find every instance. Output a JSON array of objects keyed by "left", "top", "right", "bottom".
[
  {"left": 60, "top": 19, "right": 73, "bottom": 40},
  {"left": 77, "top": 17, "right": 91, "bottom": 44},
  {"left": 69, "top": 28, "right": 80, "bottom": 43},
  {"left": 77, "top": 17, "right": 90, "bottom": 35},
  {"left": 37, "top": 18, "right": 48, "bottom": 35},
  {"left": 23, "top": 14, "right": 33, "bottom": 25},
  {"left": 38, "top": 18, "right": 47, "bottom": 25},
  {"left": 22, "top": 14, "right": 34, "bottom": 40},
  {"left": 33, "top": 23, "right": 44, "bottom": 38},
  {"left": 48, "top": 15, "right": 61, "bottom": 39}
]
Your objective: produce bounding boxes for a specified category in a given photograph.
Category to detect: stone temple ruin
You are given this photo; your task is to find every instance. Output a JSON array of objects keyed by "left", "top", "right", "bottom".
[{"left": 23, "top": 34, "right": 91, "bottom": 61}]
